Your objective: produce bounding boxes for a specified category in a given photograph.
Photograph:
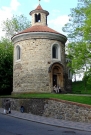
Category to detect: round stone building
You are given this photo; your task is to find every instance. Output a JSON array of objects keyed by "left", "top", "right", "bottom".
[{"left": 11, "top": 4, "right": 72, "bottom": 94}]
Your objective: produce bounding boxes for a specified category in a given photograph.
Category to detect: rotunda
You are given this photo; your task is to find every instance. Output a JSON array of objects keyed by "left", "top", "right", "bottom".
[{"left": 11, "top": 4, "right": 72, "bottom": 93}]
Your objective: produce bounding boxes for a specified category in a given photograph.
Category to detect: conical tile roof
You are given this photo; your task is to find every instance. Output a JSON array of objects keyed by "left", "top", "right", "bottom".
[
  {"left": 35, "top": 4, "right": 43, "bottom": 10},
  {"left": 18, "top": 25, "right": 60, "bottom": 35}
]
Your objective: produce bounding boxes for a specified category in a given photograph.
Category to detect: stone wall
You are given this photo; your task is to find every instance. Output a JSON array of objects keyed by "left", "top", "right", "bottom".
[
  {"left": 0, "top": 98, "right": 91, "bottom": 123},
  {"left": 0, "top": 98, "right": 47, "bottom": 116},
  {"left": 13, "top": 38, "right": 65, "bottom": 93},
  {"left": 43, "top": 99, "right": 91, "bottom": 123}
]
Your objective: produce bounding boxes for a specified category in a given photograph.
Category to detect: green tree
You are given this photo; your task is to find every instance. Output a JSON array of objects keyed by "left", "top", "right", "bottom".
[
  {"left": 0, "top": 14, "right": 30, "bottom": 95},
  {"left": 63, "top": 0, "right": 91, "bottom": 83},
  {"left": 63, "top": 0, "right": 90, "bottom": 42},
  {"left": 2, "top": 14, "right": 31, "bottom": 39},
  {"left": 0, "top": 38, "right": 13, "bottom": 95},
  {"left": 82, "top": 68, "right": 91, "bottom": 90}
]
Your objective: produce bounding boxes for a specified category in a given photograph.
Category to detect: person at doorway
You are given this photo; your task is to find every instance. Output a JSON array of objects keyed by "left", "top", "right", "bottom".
[
  {"left": 56, "top": 86, "right": 59, "bottom": 93},
  {"left": 53, "top": 85, "right": 57, "bottom": 93},
  {"left": 58, "top": 86, "right": 61, "bottom": 93}
]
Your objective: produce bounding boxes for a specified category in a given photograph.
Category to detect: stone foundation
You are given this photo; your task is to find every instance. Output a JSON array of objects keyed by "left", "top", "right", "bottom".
[{"left": 1, "top": 98, "right": 90, "bottom": 123}]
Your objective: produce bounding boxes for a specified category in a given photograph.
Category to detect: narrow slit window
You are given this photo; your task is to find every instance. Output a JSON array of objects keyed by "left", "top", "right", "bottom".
[
  {"left": 35, "top": 14, "right": 37, "bottom": 22},
  {"left": 68, "top": 70, "right": 72, "bottom": 79},
  {"left": 16, "top": 45, "right": 21, "bottom": 60},
  {"left": 46, "top": 15, "right": 47, "bottom": 25}
]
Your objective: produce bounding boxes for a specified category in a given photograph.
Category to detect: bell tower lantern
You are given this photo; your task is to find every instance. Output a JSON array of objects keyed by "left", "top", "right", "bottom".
[{"left": 30, "top": 3, "right": 49, "bottom": 26}]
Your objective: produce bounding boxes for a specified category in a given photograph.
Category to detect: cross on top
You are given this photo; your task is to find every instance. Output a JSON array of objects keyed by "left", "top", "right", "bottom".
[{"left": 39, "top": 0, "right": 41, "bottom": 4}]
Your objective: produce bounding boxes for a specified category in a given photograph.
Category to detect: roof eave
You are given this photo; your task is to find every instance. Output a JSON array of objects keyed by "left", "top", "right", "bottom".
[{"left": 12, "top": 32, "right": 67, "bottom": 44}]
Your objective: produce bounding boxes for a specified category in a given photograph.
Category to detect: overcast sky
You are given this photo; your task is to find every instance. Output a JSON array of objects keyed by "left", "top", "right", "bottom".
[{"left": 0, "top": 0, "right": 79, "bottom": 38}]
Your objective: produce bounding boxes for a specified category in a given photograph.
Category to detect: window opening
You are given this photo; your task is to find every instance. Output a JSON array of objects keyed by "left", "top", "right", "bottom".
[
  {"left": 35, "top": 13, "right": 41, "bottom": 22},
  {"left": 52, "top": 46, "right": 58, "bottom": 59},
  {"left": 16, "top": 45, "right": 20, "bottom": 60}
]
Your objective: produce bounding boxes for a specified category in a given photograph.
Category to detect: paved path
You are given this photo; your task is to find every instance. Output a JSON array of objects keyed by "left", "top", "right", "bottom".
[{"left": 0, "top": 108, "right": 91, "bottom": 132}]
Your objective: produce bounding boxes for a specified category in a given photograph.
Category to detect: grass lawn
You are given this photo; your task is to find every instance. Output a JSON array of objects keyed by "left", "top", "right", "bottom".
[
  {"left": 1, "top": 93, "right": 91, "bottom": 105},
  {"left": 0, "top": 81, "right": 91, "bottom": 105}
]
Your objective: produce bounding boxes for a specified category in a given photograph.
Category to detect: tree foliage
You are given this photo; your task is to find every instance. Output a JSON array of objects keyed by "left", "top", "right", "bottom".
[
  {"left": 0, "top": 38, "right": 13, "bottom": 95},
  {"left": 2, "top": 14, "right": 31, "bottom": 39},
  {"left": 63, "top": 0, "right": 91, "bottom": 82},
  {"left": 0, "top": 14, "right": 30, "bottom": 95},
  {"left": 63, "top": 0, "right": 90, "bottom": 42}
]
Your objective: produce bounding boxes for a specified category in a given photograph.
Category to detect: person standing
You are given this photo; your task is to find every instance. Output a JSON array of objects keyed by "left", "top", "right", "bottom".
[
  {"left": 8, "top": 100, "right": 11, "bottom": 113},
  {"left": 4, "top": 99, "right": 11, "bottom": 114},
  {"left": 53, "top": 85, "right": 58, "bottom": 93},
  {"left": 4, "top": 99, "right": 7, "bottom": 114}
]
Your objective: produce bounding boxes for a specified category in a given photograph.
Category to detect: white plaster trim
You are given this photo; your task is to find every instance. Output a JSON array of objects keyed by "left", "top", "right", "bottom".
[
  {"left": 12, "top": 32, "right": 67, "bottom": 44},
  {"left": 15, "top": 45, "right": 21, "bottom": 61},
  {"left": 51, "top": 43, "right": 61, "bottom": 61},
  {"left": 15, "top": 59, "right": 21, "bottom": 63}
]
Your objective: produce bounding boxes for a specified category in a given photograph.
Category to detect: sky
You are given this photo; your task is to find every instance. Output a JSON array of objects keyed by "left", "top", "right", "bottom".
[
  {"left": 0, "top": 0, "right": 79, "bottom": 39},
  {"left": 0, "top": 0, "right": 83, "bottom": 81}
]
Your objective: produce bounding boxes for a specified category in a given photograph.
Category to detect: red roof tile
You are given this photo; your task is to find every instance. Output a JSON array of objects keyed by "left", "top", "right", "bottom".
[
  {"left": 35, "top": 4, "right": 43, "bottom": 10},
  {"left": 18, "top": 25, "right": 60, "bottom": 35},
  {"left": 30, "top": 4, "right": 49, "bottom": 16}
]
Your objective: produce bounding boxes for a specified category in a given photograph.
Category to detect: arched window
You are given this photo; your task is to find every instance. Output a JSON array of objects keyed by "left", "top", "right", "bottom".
[
  {"left": 35, "top": 13, "right": 41, "bottom": 22},
  {"left": 35, "top": 14, "right": 37, "bottom": 22},
  {"left": 52, "top": 44, "right": 61, "bottom": 60},
  {"left": 68, "top": 69, "right": 72, "bottom": 79},
  {"left": 16, "top": 45, "right": 21, "bottom": 60},
  {"left": 52, "top": 45, "right": 58, "bottom": 59}
]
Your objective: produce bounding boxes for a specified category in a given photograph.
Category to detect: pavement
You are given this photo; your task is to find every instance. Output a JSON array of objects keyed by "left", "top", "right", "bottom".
[{"left": 0, "top": 108, "right": 91, "bottom": 132}]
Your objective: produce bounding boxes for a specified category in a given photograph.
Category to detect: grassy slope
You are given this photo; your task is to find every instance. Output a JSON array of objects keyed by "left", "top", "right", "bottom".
[
  {"left": 0, "top": 81, "right": 91, "bottom": 105},
  {"left": 72, "top": 81, "right": 91, "bottom": 94},
  {"left": 1, "top": 93, "right": 91, "bottom": 105}
]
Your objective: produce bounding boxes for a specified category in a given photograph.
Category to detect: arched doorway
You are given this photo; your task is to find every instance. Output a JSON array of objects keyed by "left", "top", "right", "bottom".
[
  {"left": 52, "top": 65, "right": 63, "bottom": 87},
  {"left": 49, "top": 62, "right": 64, "bottom": 89}
]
